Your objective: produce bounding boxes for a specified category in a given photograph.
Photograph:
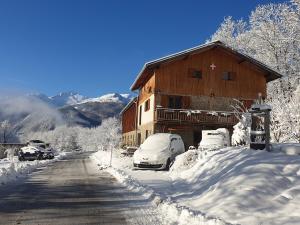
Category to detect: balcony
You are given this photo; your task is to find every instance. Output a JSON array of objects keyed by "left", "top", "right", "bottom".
[{"left": 154, "top": 107, "right": 238, "bottom": 126}]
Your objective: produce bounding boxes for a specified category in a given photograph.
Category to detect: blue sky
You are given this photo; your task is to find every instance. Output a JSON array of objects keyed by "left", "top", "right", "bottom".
[{"left": 0, "top": 0, "right": 284, "bottom": 97}]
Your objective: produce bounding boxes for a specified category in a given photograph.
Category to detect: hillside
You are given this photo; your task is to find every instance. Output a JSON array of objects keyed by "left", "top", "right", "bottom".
[{"left": 0, "top": 92, "right": 133, "bottom": 133}]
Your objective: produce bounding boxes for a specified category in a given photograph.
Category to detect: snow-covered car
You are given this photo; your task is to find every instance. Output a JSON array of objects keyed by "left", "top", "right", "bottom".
[
  {"left": 133, "top": 133, "right": 185, "bottom": 170},
  {"left": 121, "top": 146, "right": 138, "bottom": 156},
  {"left": 199, "top": 128, "right": 230, "bottom": 150},
  {"left": 18, "top": 146, "right": 43, "bottom": 161}
]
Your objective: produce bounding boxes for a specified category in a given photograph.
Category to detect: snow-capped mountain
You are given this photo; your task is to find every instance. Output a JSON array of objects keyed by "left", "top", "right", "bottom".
[
  {"left": 79, "top": 93, "right": 132, "bottom": 105},
  {"left": 1, "top": 91, "right": 134, "bottom": 132},
  {"left": 32, "top": 92, "right": 133, "bottom": 107},
  {"left": 49, "top": 92, "right": 87, "bottom": 107}
]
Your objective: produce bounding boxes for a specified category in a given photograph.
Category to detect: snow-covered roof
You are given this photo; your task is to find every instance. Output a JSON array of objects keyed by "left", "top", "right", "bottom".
[{"left": 131, "top": 40, "right": 283, "bottom": 90}]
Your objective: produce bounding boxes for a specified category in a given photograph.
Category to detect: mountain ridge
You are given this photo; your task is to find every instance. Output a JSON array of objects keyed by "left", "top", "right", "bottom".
[
  {"left": 32, "top": 91, "right": 133, "bottom": 107},
  {"left": 1, "top": 91, "right": 134, "bottom": 133}
]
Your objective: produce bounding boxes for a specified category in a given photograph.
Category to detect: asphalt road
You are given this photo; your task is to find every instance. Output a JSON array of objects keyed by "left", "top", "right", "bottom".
[{"left": 0, "top": 152, "right": 160, "bottom": 225}]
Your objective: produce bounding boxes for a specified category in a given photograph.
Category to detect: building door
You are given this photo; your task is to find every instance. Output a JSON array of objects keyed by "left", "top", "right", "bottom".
[
  {"left": 139, "top": 105, "right": 142, "bottom": 125},
  {"left": 137, "top": 133, "right": 141, "bottom": 145},
  {"left": 193, "top": 131, "right": 202, "bottom": 147}
]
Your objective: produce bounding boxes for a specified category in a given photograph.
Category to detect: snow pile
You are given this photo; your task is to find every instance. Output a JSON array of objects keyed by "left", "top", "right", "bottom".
[
  {"left": 92, "top": 150, "right": 234, "bottom": 225},
  {"left": 169, "top": 147, "right": 300, "bottom": 225},
  {"left": 92, "top": 149, "right": 132, "bottom": 169},
  {"left": 0, "top": 153, "right": 68, "bottom": 185},
  {"left": 170, "top": 150, "right": 199, "bottom": 174},
  {"left": 93, "top": 146, "right": 300, "bottom": 224},
  {"left": 272, "top": 143, "right": 300, "bottom": 155}
]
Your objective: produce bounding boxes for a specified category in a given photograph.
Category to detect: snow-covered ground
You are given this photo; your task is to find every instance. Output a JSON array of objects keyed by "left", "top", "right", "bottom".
[
  {"left": 92, "top": 146, "right": 300, "bottom": 225},
  {"left": 0, "top": 153, "right": 69, "bottom": 185}
]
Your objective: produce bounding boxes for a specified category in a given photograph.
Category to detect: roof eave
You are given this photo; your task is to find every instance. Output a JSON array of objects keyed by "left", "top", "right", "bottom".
[
  {"left": 130, "top": 41, "right": 283, "bottom": 90},
  {"left": 120, "top": 97, "right": 137, "bottom": 115},
  {"left": 130, "top": 41, "right": 221, "bottom": 91}
]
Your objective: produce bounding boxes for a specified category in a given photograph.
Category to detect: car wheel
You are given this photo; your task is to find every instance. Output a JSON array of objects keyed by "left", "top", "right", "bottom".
[{"left": 18, "top": 157, "right": 24, "bottom": 161}]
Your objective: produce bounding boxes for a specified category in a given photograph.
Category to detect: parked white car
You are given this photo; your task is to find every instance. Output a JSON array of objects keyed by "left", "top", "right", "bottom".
[
  {"left": 199, "top": 128, "right": 230, "bottom": 150},
  {"left": 133, "top": 133, "right": 185, "bottom": 170}
]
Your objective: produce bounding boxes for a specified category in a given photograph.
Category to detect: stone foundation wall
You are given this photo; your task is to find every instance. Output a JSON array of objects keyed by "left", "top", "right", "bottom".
[{"left": 191, "top": 96, "right": 235, "bottom": 111}]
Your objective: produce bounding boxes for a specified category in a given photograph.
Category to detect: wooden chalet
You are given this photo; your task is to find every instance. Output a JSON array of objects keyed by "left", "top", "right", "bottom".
[{"left": 121, "top": 41, "right": 282, "bottom": 148}]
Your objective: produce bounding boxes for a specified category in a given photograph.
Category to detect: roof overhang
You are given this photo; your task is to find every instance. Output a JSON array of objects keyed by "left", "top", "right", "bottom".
[
  {"left": 120, "top": 97, "right": 137, "bottom": 115},
  {"left": 130, "top": 41, "right": 283, "bottom": 91}
]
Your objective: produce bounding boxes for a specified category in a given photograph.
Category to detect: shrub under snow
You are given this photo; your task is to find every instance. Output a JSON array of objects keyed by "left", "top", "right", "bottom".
[
  {"left": 170, "top": 150, "right": 199, "bottom": 173},
  {"left": 232, "top": 113, "right": 251, "bottom": 146}
]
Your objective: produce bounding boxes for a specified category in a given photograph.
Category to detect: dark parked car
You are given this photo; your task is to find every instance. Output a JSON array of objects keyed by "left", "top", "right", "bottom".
[
  {"left": 19, "top": 142, "right": 55, "bottom": 161},
  {"left": 18, "top": 146, "right": 43, "bottom": 161}
]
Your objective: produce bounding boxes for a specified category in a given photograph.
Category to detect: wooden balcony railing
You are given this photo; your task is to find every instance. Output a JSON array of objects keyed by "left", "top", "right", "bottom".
[{"left": 154, "top": 108, "right": 238, "bottom": 125}]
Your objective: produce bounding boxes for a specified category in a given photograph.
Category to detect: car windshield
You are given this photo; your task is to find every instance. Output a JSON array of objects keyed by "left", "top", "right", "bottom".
[
  {"left": 30, "top": 140, "right": 44, "bottom": 143},
  {"left": 140, "top": 135, "right": 170, "bottom": 152}
]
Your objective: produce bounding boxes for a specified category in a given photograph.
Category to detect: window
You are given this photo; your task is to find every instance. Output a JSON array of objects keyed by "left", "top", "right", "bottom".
[
  {"left": 222, "top": 72, "right": 236, "bottom": 81},
  {"left": 144, "top": 99, "right": 150, "bottom": 112},
  {"left": 139, "top": 105, "right": 142, "bottom": 125},
  {"left": 168, "top": 96, "right": 182, "bottom": 109},
  {"left": 188, "top": 68, "right": 202, "bottom": 79}
]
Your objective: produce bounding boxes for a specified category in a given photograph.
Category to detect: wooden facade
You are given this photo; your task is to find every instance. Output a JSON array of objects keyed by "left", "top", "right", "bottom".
[
  {"left": 154, "top": 47, "right": 267, "bottom": 99},
  {"left": 121, "top": 41, "right": 282, "bottom": 147},
  {"left": 121, "top": 98, "right": 137, "bottom": 133},
  {"left": 138, "top": 74, "right": 155, "bottom": 104}
]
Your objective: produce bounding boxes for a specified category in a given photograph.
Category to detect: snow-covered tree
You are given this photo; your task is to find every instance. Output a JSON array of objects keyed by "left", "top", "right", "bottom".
[
  {"left": 210, "top": 0, "right": 300, "bottom": 144},
  {"left": 268, "top": 98, "right": 286, "bottom": 142},
  {"left": 210, "top": 16, "right": 249, "bottom": 51},
  {"left": 21, "top": 117, "right": 122, "bottom": 152},
  {"left": 210, "top": 1, "right": 300, "bottom": 97},
  {"left": 232, "top": 114, "right": 251, "bottom": 146},
  {"left": 283, "top": 86, "right": 300, "bottom": 142},
  {"left": 231, "top": 100, "right": 251, "bottom": 146},
  {"left": 0, "top": 120, "right": 16, "bottom": 143},
  {"left": 98, "top": 117, "right": 121, "bottom": 152}
]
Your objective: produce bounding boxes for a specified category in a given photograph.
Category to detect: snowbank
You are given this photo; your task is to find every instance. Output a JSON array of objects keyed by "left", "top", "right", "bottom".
[
  {"left": 0, "top": 153, "right": 68, "bottom": 185},
  {"left": 92, "top": 150, "right": 234, "bottom": 225},
  {"left": 272, "top": 143, "right": 300, "bottom": 155},
  {"left": 169, "top": 147, "right": 300, "bottom": 225},
  {"left": 93, "top": 147, "right": 300, "bottom": 225},
  {"left": 170, "top": 150, "right": 199, "bottom": 174}
]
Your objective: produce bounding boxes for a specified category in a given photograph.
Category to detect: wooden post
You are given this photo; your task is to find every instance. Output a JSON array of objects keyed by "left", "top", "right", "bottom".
[{"left": 265, "top": 110, "right": 271, "bottom": 151}]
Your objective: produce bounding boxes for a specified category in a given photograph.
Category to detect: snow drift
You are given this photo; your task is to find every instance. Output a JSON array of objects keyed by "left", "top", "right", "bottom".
[
  {"left": 169, "top": 147, "right": 300, "bottom": 225},
  {"left": 0, "top": 153, "right": 68, "bottom": 185},
  {"left": 93, "top": 146, "right": 300, "bottom": 225}
]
